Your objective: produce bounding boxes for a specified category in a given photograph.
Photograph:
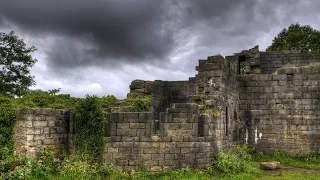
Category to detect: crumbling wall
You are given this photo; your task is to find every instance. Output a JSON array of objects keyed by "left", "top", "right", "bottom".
[
  {"left": 260, "top": 52, "right": 320, "bottom": 74},
  {"left": 127, "top": 80, "right": 154, "bottom": 98},
  {"left": 12, "top": 48, "right": 320, "bottom": 171},
  {"left": 239, "top": 66, "right": 320, "bottom": 154},
  {"left": 104, "top": 103, "right": 212, "bottom": 171},
  {"left": 192, "top": 55, "right": 240, "bottom": 152},
  {"left": 151, "top": 80, "right": 197, "bottom": 122},
  {"left": 13, "top": 108, "right": 70, "bottom": 157}
]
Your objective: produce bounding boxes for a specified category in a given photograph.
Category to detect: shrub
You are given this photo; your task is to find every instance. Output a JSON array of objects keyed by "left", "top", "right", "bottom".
[
  {"left": 0, "top": 97, "right": 16, "bottom": 160},
  {"left": 127, "top": 96, "right": 151, "bottom": 112},
  {"left": 12, "top": 89, "right": 80, "bottom": 109},
  {"left": 0, "top": 147, "right": 58, "bottom": 180},
  {"left": 99, "top": 95, "right": 118, "bottom": 108},
  {"left": 207, "top": 145, "right": 258, "bottom": 175},
  {"left": 74, "top": 95, "right": 106, "bottom": 161}
]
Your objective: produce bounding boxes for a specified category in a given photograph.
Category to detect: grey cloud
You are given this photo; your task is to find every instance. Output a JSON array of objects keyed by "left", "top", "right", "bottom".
[
  {"left": 1, "top": 0, "right": 320, "bottom": 97},
  {"left": 0, "top": 0, "right": 263, "bottom": 70},
  {"left": 0, "top": 0, "right": 173, "bottom": 68}
]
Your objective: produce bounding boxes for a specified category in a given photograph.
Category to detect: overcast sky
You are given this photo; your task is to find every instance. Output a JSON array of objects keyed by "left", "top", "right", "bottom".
[{"left": 0, "top": 0, "right": 319, "bottom": 98}]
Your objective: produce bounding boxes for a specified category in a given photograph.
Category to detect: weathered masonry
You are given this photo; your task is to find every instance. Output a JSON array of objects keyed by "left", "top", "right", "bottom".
[{"left": 13, "top": 46, "right": 320, "bottom": 171}]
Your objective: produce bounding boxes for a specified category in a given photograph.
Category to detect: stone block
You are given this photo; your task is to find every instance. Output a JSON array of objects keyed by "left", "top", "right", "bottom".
[
  {"left": 117, "top": 129, "right": 136, "bottom": 136},
  {"left": 169, "top": 148, "right": 180, "bottom": 153},
  {"left": 48, "top": 120, "right": 56, "bottom": 127},
  {"left": 42, "top": 138, "right": 55, "bottom": 145},
  {"left": 139, "top": 136, "right": 152, "bottom": 142},
  {"left": 167, "top": 123, "right": 180, "bottom": 130},
  {"left": 143, "top": 160, "right": 159, "bottom": 166},
  {"left": 129, "top": 123, "right": 145, "bottom": 129},
  {"left": 122, "top": 137, "right": 139, "bottom": 142},
  {"left": 260, "top": 162, "right": 280, "bottom": 170},
  {"left": 158, "top": 148, "right": 170, "bottom": 153},
  {"left": 111, "top": 136, "right": 121, "bottom": 142},
  {"left": 132, "top": 148, "right": 143, "bottom": 154},
  {"left": 33, "top": 121, "right": 48, "bottom": 127},
  {"left": 118, "top": 160, "right": 129, "bottom": 166},
  {"left": 118, "top": 148, "right": 132, "bottom": 153},
  {"left": 134, "top": 142, "right": 152, "bottom": 148},
  {"left": 152, "top": 154, "right": 164, "bottom": 160},
  {"left": 137, "top": 154, "right": 152, "bottom": 160},
  {"left": 143, "top": 148, "right": 158, "bottom": 154},
  {"left": 138, "top": 113, "right": 152, "bottom": 122},
  {"left": 33, "top": 135, "right": 45, "bottom": 141},
  {"left": 180, "top": 123, "right": 193, "bottom": 130},
  {"left": 113, "top": 142, "right": 133, "bottom": 148},
  {"left": 107, "top": 148, "right": 119, "bottom": 153},
  {"left": 308, "top": 86, "right": 320, "bottom": 92},
  {"left": 117, "top": 123, "right": 129, "bottom": 129},
  {"left": 15, "top": 120, "right": 33, "bottom": 128}
]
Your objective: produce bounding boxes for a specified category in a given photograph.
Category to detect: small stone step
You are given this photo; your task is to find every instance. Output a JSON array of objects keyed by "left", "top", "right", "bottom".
[{"left": 260, "top": 161, "right": 280, "bottom": 170}]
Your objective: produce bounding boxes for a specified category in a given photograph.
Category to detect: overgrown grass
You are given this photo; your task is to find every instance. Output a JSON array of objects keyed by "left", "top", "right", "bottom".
[
  {"left": 260, "top": 170, "right": 320, "bottom": 180},
  {"left": 0, "top": 145, "right": 259, "bottom": 179},
  {"left": 255, "top": 149, "right": 320, "bottom": 170},
  {"left": 2, "top": 146, "right": 320, "bottom": 180}
]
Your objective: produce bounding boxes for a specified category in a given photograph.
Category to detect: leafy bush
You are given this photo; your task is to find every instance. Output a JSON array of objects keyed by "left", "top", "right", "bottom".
[
  {"left": 207, "top": 145, "right": 258, "bottom": 175},
  {"left": 99, "top": 95, "right": 118, "bottom": 108},
  {"left": 74, "top": 95, "right": 106, "bottom": 161},
  {"left": 12, "top": 89, "right": 80, "bottom": 109},
  {"left": 0, "top": 97, "right": 16, "bottom": 160},
  {"left": 127, "top": 96, "right": 151, "bottom": 112}
]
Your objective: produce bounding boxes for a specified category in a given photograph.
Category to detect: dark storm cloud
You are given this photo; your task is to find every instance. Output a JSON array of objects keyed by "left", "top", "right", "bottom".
[
  {"left": 0, "top": 0, "right": 261, "bottom": 69},
  {"left": 0, "top": 0, "right": 173, "bottom": 68}
]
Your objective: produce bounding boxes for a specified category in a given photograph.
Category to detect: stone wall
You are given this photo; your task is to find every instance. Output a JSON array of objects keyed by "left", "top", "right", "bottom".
[
  {"left": 260, "top": 52, "right": 320, "bottom": 74},
  {"left": 12, "top": 48, "right": 320, "bottom": 171},
  {"left": 239, "top": 66, "right": 320, "bottom": 154},
  {"left": 13, "top": 108, "right": 70, "bottom": 157},
  {"left": 127, "top": 80, "right": 154, "bottom": 98},
  {"left": 152, "top": 80, "right": 197, "bottom": 123},
  {"left": 192, "top": 55, "right": 240, "bottom": 152},
  {"left": 103, "top": 103, "right": 213, "bottom": 171}
]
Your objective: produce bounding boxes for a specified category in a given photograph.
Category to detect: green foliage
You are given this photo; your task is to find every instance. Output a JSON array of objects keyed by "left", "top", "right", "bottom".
[
  {"left": 0, "top": 31, "right": 37, "bottom": 97},
  {"left": 0, "top": 146, "right": 57, "bottom": 180},
  {"left": 12, "top": 89, "right": 80, "bottom": 109},
  {"left": 99, "top": 95, "right": 118, "bottom": 108},
  {"left": 267, "top": 23, "right": 320, "bottom": 53},
  {"left": 1, "top": 149, "right": 320, "bottom": 180},
  {"left": 0, "top": 97, "right": 16, "bottom": 160},
  {"left": 127, "top": 96, "right": 151, "bottom": 112},
  {"left": 57, "top": 156, "right": 128, "bottom": 180},
  {"left": 207, "top": 145, "right": 259, "bottom": 175},
  {"left": 74, "top": 95, "right": 106, "bottom": 161}
]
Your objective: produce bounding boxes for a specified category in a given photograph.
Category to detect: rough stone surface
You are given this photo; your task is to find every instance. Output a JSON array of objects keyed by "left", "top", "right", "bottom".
[
  {"left": 260, "top": 162, "right": 280, "bottom": 170},
  {"left": 13, "top": 47, "right": 320, "bottom": 171},
  {"left": 14, "top": 108, "right": 71, "bottom": 158}
]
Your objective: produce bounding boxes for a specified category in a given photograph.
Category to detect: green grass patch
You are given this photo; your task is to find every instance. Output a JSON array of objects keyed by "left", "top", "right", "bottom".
[
  {"left": 260, "top": 169, "right": 320, "bottom": 180},
  {"left": 255, "top": 150, "right": 320, "bottom": 170}
]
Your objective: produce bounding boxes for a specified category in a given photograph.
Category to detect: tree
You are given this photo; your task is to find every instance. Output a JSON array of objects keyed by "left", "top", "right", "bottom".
[
  {"left": 266, "top": 23, "right": 320, "bottom": 53},
  {"left": 0, "top": 31, "right": 37, "bottom": 97}
]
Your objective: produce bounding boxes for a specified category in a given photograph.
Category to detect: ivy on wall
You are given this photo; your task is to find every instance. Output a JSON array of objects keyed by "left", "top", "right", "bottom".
[
  {"left": 0, "top": 97, "right": 16, "bottom": 160},
  {"left": 74, "top": 95, "right": 106, "bottom": 161}
]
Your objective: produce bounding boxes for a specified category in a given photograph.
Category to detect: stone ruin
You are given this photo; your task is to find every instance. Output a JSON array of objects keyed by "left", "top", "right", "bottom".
[{"left": 13, "top": 46, "right": 320, "bottom": 171}]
